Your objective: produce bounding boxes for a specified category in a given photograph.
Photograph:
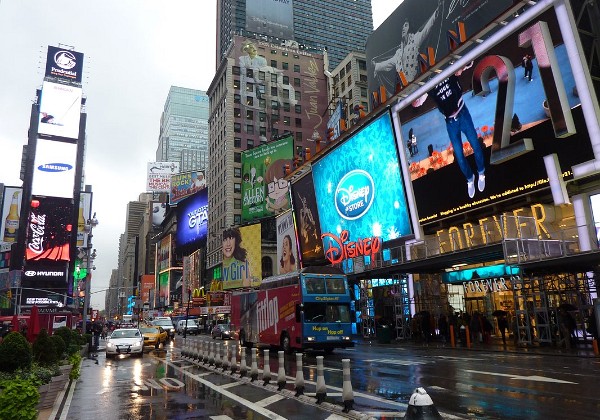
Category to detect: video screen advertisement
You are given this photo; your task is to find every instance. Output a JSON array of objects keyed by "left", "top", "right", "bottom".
[
  {"left": 290, "top": 174, "right": 325, "bottom": 265},
  {"left": 25, "top": 196, "right": 73, "bottom": 262},
  {"left": 21, "top": 261, "right": 69, "bottom": 308},
  {"left": 45, "top": 46, "right": 84, "bottom": 84},
  {"left": 221, "top": 223, "right": 261, "bottom": 290},
  {"left": 170, "top": 170, "right": 207, "bottom": 205},
  {"left": 276, "top": 210, "right": 299, "bottom": 275},
  {"left": 1, "top": 186, "right": 23, "bottom": 244},
  {"left": 246, "top": 0, "right": 294, "bottom": 40},
  {"left": 38, "top": 81, "right": 83, "bottom": 140},
  {"left": 311, "top": 111, "right": 413, "bottom": 265},
  {"left": 398, "top": 10, "right": 595, "bottom": 227},
  {"left": 241, "top": 136, "right": 294, "bottom": 222},
  {"left": 175, "top": 188, "right": 208, "bottom": 253},
  {"left": 366, "top": 0, "right": 513, "bottom": 100},
  {"left": 31, "top": 139, "right": 77, "bottom": 199}
]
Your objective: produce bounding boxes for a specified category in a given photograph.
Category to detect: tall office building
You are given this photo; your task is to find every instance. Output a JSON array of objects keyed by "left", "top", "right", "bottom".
[
  {"left": 156, "top": 86, "right": 210, "bottom": 171},
  {"left": 216, "top": 0, "right": 373, "bottom": 70}
]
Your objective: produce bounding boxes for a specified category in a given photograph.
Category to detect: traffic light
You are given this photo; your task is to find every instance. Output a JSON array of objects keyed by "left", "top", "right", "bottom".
[{"left": 6, "top": 290, "right": 12, "bottom": 300}]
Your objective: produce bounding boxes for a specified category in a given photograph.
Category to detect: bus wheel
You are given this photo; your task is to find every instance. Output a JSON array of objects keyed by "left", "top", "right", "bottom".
[{"left": 280, "top": 333, "right": 291, "bottom": 354}]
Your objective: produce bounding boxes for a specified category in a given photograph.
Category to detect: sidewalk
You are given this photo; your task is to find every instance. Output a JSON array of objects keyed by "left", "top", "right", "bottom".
[{"left": 359, "top": 334, "right": 599, "bottom": 358}]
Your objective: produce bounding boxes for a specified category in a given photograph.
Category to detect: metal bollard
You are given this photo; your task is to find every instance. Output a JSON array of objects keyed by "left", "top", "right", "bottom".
[
  {"left": 215, "top": 342, "right": 222, "bottom": 368},
  {"left": 405, "top": 387, "right": 442, "bottom": 419},
  {"left": 208, "top": 341, "right": 215, "bottom": 366},
  {"left": 277, "top": 351, "right": 286, "bottom": 390},
  {"left": 230, "top": 344, "right": 237, "bottom": 374},
  {"left": 239, "top": 348, "right": 248, "bottom": 377},
  {"left": 262, "top": 349, "right": 271, "bottom": 386},
  {"left": 315, "top": 355, "right": 326, "bottom": 404},
  {"left": 204, "top": 341, "right": 209, "bottom": 364},
  {"left": 250, "top": 348, "right": 258, "bottom": 381},
  {"left": 222, "top": 343, "right": 230, "bottom": 371},
  {"left": 341, "top": 359, "right": 354, "bottom": 412},
  {"left": 294, "top": 353, "right": 304, "bottom": 396}
]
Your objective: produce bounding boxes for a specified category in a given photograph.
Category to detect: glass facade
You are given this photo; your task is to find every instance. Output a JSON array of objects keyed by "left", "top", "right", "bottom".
[{"left": 156, "top": 86, "right": 209, "bottom": 171}]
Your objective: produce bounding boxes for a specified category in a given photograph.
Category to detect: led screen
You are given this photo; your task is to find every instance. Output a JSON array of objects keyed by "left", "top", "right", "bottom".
[
  {"left": 221, "top": 223, "right": 262, "bottom": 289},
  {"left": 312, "top": 111, "right": 412, "bottom": 263},
  {"left": 1, "top": 186, "right": 23, "bottom": 244},
  {"left": 175, "top": 189, "right": 208, "bottom": 251},
  {"left": 290, "top": 174, "right": 324, "bottom": 265},
  {"left": 25, "top": 196, "right": 73, "bottom": 262},
  {"left": 38, "top": 81, "right": 82, "bottom": 140},
  {"left": 32, "top": 139, "right": 77, "bottom": 198},
  {"left": 45, "top": 46, "right": 84, "bottom": 83}
]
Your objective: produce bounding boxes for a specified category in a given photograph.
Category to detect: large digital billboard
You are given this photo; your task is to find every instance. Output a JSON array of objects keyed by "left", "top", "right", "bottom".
[
  {"left": 1, "top": 186, "right": 23, "bottom": 244},
  {"left": 241, "top": 136, "right": 294, "bottom": 221},
  {"left": 32, "top": 139, "right": 77, "bottom": 198},
  {"left": 45, "top": 46, "right": 84, "bottom": 83},
  {"left": 366, "top": 0, "right": 513, "bottom": 100},
  {"left": 276, "top": 210, "right": 298, "bottom": 275},
  {"left": 170, "top": 170, "right": 207, "bottom": 205},
  {"left": 290, "top": 174, "right": 324, "bottom": 265},
  {"left": 398, "top": 12, "right": 594, "bottom": 226},
  {"left": 311, "top": 111, "right": 413, "bottom": 264},
  {"left": 38, "top": 81, "right": 82, "bottom": 140},
  {"left": 246, "top": 0, "right": 294, "bottom": 40},
  {"left": 175, "top": 189, "right": 208, "bottom": 252},
  {"left": 221, "top": 223, "right": 262, "bottom": 289},
  {"left": 76, "top": 192, "right": 92, "bottom": 248},
  {"left": 147, "top": 162, "right": 180, "bottom": 193},
  {"left": 25, "top": 196, "right": 73, "bottom": 262}
]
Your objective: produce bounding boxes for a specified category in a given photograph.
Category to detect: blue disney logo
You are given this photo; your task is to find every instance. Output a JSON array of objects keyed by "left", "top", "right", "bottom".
[{"left": 335, "top": 169, "right": 375, "bottom": 220}]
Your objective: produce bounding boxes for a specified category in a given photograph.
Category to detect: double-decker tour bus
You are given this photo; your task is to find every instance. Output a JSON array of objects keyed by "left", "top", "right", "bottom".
[{"left": 231, "top": 266, "right": 354, "bottom": 353}]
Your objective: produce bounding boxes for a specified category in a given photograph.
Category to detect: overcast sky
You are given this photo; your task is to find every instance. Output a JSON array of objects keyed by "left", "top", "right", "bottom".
[{"left": 0, "top": 0, "right": 403, "bottom": 309}]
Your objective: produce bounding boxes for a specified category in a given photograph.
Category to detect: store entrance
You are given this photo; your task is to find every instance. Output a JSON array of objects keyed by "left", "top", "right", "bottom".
[{"left": 465, "top": 297, "right": 486, "bottom": 314}]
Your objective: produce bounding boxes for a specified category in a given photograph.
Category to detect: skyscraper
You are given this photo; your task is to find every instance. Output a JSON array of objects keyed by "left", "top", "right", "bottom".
[
  {"left": 156, "top": 86, "right": 209, "bottom": 171},
  {"left": 216, "top": 0, "right": 373, "bottom": 70}
]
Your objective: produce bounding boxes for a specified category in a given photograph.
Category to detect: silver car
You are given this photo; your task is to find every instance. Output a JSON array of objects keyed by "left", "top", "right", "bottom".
[{"left": 106, "top": 328, "right": 144, "bottom": 359}]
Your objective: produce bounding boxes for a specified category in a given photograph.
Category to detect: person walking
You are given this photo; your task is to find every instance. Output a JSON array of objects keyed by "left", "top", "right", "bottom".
[{"left": 498, "top": 315, "right": 509, "bottom": 344}]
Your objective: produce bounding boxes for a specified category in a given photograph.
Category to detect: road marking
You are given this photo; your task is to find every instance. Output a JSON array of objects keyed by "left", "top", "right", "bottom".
[
  {"left": 364, "top": 358, "right": 428, "bottom": 366},
  {"left": 210, "top": 416, "right": 233, "bottom": 420},
  {"left": 325, "top": 414, "right": 352, "bottom": 419},
  {"left": 220, "top": 381, "right": 242, "bottom": 389},
  {"left": 255, "top": 394, "right": 285, "bottom": 407},
  {"left": 465, "top": 369, "right": 578, "bottom": 384},
  {"left": 306, "top": 392, "right": 342, "bottom": 397}
]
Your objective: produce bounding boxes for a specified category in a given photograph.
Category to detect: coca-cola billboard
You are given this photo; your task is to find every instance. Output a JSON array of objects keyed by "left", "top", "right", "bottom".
[{"left": 25, "top": 196, "right": 73, "bottom": 262}]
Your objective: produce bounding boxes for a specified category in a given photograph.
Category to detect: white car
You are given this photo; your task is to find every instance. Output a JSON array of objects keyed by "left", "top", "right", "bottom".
[{"left": 106, "top": 328, "right": 144, "bottom": 359}]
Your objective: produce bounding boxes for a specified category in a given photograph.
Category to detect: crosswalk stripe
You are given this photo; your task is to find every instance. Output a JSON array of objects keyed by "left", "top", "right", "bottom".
[{"left": 255, "top": 394, "right": 285, "bottom": 407}]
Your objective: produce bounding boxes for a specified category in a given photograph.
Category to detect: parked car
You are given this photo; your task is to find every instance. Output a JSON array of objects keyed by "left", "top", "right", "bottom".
[
  {"left": 106, "top": 328, "right": 144, "bottom": 359},
  {"left": 176, "top": 319, "right": 199, "bottom": 335},
  {"left": 211, "top": 323, "right": 233, "bottom": 340},
  {"left": 152, "top": 318, "right": 175, "bottom": 339},
  {"left": 139, "top": 326, "right": 167, "bottom": 349}
]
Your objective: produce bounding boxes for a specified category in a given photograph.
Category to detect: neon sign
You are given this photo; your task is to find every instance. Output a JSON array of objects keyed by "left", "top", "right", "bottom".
[{"left": 321, "top": 230, "right": 381, "bottom": 264}]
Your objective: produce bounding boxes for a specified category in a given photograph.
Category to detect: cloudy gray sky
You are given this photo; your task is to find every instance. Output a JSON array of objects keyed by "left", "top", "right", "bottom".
[{"left": 0, "top": 0, "right": 403, "bottom": 309}]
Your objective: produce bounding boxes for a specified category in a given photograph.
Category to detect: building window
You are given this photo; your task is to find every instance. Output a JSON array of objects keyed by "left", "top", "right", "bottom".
[
  {"left": 293, "top": 64, "right": 300, "bottom": 72},
  {"left": 295, "top": 131, "right": 303, "bottom": 142},
  {"left": 233, "top": 80, "right": 240, "bottom": 89},
  {"left": 246, "top": 68, "right": 254, "bottom": 78},
  {"left": 282, "top": 62, "right": 289, "bottom": 70},
  {"left": 341, "top": 82, "right": 345, "bottom": 91},
  {"left": 246, "top": 96, "right": 254, "bottom": 106},
  {"left": 247, "top": 138, "right": 254, "bottom": 149},
  {"left": 271, "top": 73, "right": 278, "bottom": 83},
  {"left": 271, "top": 100, "right": 279, "bottom": 109},
  {"left": 271, "top": 60, "right": 277, "bottom": 68},
  {"left": 340, "top": 68, "right": 346, "bottom": 77},
  {"left": 282, "top": 51, "right": 288, "bottom": 57},
  {"left": 283, "top": 75, "right": 289, "bottom": 85},
  {"left": 234, "top": 123, "right": 241, "bottom": 133},
  {"left": 234, "top": 215, "right": 241, "bottom": 225},
  {"left": 234, "top": 199, "right": 241, "bottom": 209},
  {"left": 283, "top": 116, "right": 290, "bottom": 126},
  {"left": 234, "top": 168, "right": 241, "bottom": 178},
  {"left": 259, "top": 99, "right": 266, "bottom": 108},
  {"left": 295, "top": 91, "right": 301, "bottom": 101},
  {"left": 234, "top": 183, "right": 241, "bottom": 193},
  {"left": 283, "top": 102, "right": 290, "bottom": 112},
  {"left": 234, "top": 94, "right": 241, "bottom": 104},
  {"left": 346, "top": 62, "right": 352, "bottom": 72},
  {"left": 246, "top": 82, "right": 253, "bottom": 92},
  {"left": 258, "top": 71, "right": 265, "bottom": 81},
  {"left": 259, "top": 112, "right": 266, "bottom": 122},
  {"left": 260, "top": 126, "right": 267, "bottom": 136},
  {"left": 360, "top": 74, "right": 367, "bottom": 82},
  {"left": 234, "top": 152, "right": 241, "bottom": 163},
  {"left": 358, "top": 60, "right": 367, "bottom": 70},
  {"left": 271, "top": 86, "right": 278, "bottom": 96},
  {"left": 295, "top": 104, "right": 301, "bottom": 114},
  {"left": 295, "top": 118, "right": 302, "bottom": 127},
  {"left": 232, "top": 66, "right": 240, "bottom": 75},
  {"left": 360, "top": 87, "right": 368, "bottom": 97},
  {"left": 294, "top": 77, "right": 301, "bottom": 87},
  {"left": 234, "top": 137, "right": 241, "bottom": 148},
  {"left": 347, "top": 74, "right": 352, "bottom": 84},
  {"left": 272, "top": 128, "right": 279, "bottom": 137},
  {"left": 234, "top": 108, "right": 241, "bottom": 118},
  {"left": 283, "top": 89, "right": 290, "bottom": 99},
  {"left": 246, "top": 110, "right": 254, "bottom": 120},
  {"left": 246, "top": 124, "right": 254, "bottom": 134}
]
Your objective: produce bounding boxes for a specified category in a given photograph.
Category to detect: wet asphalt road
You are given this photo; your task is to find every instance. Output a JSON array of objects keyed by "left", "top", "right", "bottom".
[{"left": 60, "top": 335, "right": 600, "bottom": 419}]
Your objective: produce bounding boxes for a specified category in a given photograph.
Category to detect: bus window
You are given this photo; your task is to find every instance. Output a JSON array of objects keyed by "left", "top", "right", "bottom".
[
  {"left": 305, "top": 277, "right": 325, "bottom": 294},
  {"left": 326, "top": 304, "right": 351, "bottom": 322},
  {"left": 304, "top": 303, "right": 351, "bottom": 323},
  {"left": 304, "top": 303, "right": 326, "bottom": 322},
  {"left": 326, "top": 278, "right": 346, "bottom": 294}
]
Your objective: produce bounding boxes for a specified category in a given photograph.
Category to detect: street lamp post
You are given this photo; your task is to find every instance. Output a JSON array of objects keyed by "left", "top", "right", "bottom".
[
  {"left": 81, "top": 213, "right": 98, "bottom": 333},
  {"left": 183, "top": 288, "right": 191, "bottom": 340}
]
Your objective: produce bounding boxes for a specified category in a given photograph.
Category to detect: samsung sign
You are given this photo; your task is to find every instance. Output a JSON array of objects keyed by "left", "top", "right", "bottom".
[
  {"left": 45, "top": 45, "right": 84, "bottom": 83},
  {"left": 32, "top": 139, "right": 77, "bottom": 198}
]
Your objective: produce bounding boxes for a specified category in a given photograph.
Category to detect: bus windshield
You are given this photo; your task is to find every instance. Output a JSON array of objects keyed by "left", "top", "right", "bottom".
[
  {"left": 305, "top": 277, "right": 347, "bottom": 295},
  {"left": 304, "top": 303, "right": 351, "bottom": 323}
]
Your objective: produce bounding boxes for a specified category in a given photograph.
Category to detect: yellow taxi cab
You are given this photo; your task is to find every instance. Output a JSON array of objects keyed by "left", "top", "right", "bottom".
[{"left": 139, "top": 326, "right": 168, "bottom": 349}]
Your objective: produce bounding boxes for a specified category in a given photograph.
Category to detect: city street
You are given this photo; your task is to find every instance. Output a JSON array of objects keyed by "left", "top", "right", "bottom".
[{"left": 53, "top": 336, "right": 600, "bottom": 419}]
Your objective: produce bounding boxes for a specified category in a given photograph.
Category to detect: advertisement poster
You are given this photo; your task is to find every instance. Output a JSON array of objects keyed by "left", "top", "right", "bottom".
[
  {"left": 25, "top": 196, "right": 73, "bottom": 262},
  {"left": 140, "top": 274, "right": 155, "bottom": 304},
  {"left": 75, "top": 192, "right": 92, "bottom": 248},
  {"left": 45, "top": 45, "right": 84, "bottom": 83},
  {"left": 170, "top": 170, "right": 207, "bottom": 205},
  {"left": 151, "top": 202, "right": 166, "bottom": 228},
  {"left": 246, "top": 0, "right": 294, "bottom": 40},
  {"left": 366, "top": 0, "right": 512, "bottom": 98},
  {"left": 400, "top": 12, "right": 594, "bottom": 226},
  {"left": 311, "top": 111, "right": 412, "bottom": 264},
  {"left": 175, "top": 189, "right": 208, "bottom": 252},
  {"left": 38, "top": 81, "right": 83, "bottom": 140},
  {"left": 241, "top": 136, "right": 294, "bottom": 221},
  {"left": 290, "top": 173, "right": 324, "bottom": 265},
  {"left": 221, "top": 223, "right": 262, "bottom": 289},
  {"left": 147, "top": 161, "right": 180, "bottom": 193},
  {"left": 1, "top": 186, "right": 23, "bottom": 244},
  {"left": 276, "top": 210, "right": 298, "bottom": 275},
  {"left": 156, "top": 235, "right": 172, "bottom": 272},
  {"left": 32, "top": 139, "right": 77, "bottom": 199}
]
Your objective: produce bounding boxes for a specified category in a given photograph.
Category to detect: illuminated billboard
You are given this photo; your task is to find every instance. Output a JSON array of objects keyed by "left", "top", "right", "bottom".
[
  {"left": 75, "top": 192, "right": 92, "bottom": 248},
  {"left": 170, "top": 170, "right": 207, "bottom": 205},
  {"left": 175, "top": 188, "right": 208, "bottom": 252},
  {"left": 151, "top": 202, "right": 167, "bottom": 228},
  {"left": 147, "top": 161, "right": 180, "bottom": 192},
  {"left": 366, "top": 0, "right": 512, "bottom": 99},
  {"left": 1, "top": 186, "right": 23, "bottom": 244},
  {"left": 311, "top": 111, "right": 412, "bottom": 264},
  {"left": 276, "top": 210, "right": 298, "bottom": 275},
  {"left": 290, "top": 174, "right": 324, "bottom": 265},
  {"left": 32, "top": 139, "right": 77, "bottom": 198},
  {"left": 45, "top": 46, "right": 84, "bottom": 83},
  {"left": 398, "top": 12, "right": 594, "bottom": 225},
  {"left": 241, "top": 136, "right": 294, "bottom": 221},
  {"left": 38, "top": 81, "right": 82, "bottom": 140},
  {"left": 25, "top": 196, "right": 73, "bottom": 262},
  {"left": 246, "top": 0, "right": 294, "bottom": 40},
  {"left": 221, "top": 223, "right": 261, "bottom": 289}
]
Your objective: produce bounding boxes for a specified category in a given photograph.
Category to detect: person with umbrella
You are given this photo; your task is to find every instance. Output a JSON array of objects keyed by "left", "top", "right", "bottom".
[{"left": 497, "top": 313, "right": 509, "bottom": 345}]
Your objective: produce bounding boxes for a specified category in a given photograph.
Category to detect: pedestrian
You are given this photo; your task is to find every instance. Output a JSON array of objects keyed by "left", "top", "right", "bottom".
[
  {"left": 522, "top": 54, "right": 534, "bottom": 81},
  {"left": 470, "top": 312, "right": 482, "bottom": 344},
  {"left": 498, "top": 315, "right": 509, "bottom": 344},
  {"left": 438, "top": 314, "right": 448, "bottom": 343},
  {"left": 482, "top": 316, "right": 493, "bottom": 344}
]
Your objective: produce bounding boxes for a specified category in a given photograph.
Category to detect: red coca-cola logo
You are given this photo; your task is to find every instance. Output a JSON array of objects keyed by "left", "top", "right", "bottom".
[{"left": 28, "top": 213, "right": 46, "bottom": 255}]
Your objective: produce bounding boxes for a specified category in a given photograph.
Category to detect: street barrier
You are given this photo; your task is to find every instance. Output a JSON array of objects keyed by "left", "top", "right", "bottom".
[
  {"left": 450, "top": 325, "right": 456, "bottom": 347},
  {"left": 215, "top": 342, "right": 222, "bottom": 368},
  {"left": 262, "top": 349, "right": 271, "bottom": 386},
  {"left": 250, "top": 348, "right": 259, "bottom": 381},
  {"left": 315, "top": 355, "right": 326, "bottom": 403},
  {"left": 294, "top": 353, "right": 304, "bottom": 396},
  {"left": 341, "top": 359, "right": 354, "bottom": 412},
  {"left": 203, "top": 341, "right": 209, "bottom": 364},
  {"left": 277, "top": 351, "right": 286, "bottom": 390},
  {"left": 405, "top": 387, "right": 442, "bottom": 420},
  {"left": 230, "top": 345, "right": 237, "bottom": 374},
  {"left": 222, "top": 343, "right": 230, "bottom": 371},
  {"left": 593, "top": 339, "right": 599, "bottom": 356}
]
